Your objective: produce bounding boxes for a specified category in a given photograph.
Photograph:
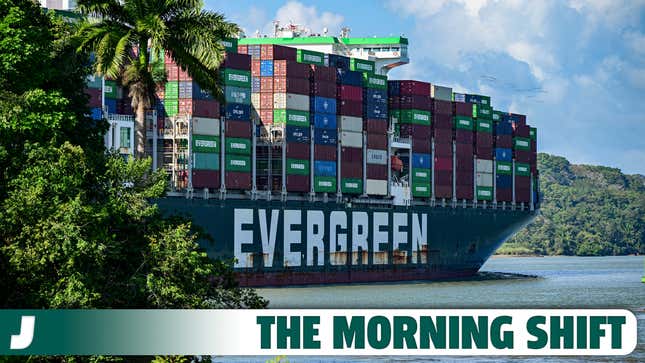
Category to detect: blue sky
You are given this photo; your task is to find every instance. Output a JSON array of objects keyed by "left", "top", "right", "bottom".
[{"left": 206, "top": 0, "right": 645, "bottom": 175}]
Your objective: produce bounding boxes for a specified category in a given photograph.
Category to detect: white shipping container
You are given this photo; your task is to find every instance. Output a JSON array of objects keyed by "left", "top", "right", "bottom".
[
  {"left": 273, "top": 93, "right": 309, "bottom": 111},
  {"left": 251, "top": 93, "right": 261, "bottom": 110},
  {"left": 476, "top": 158, "right": 493, "bottom": 173},
  {"left": 476, "top": 172, "right": 493, "bottom": 187},
  {"left": 191, "top": 117, "right": 220, "bottom": 136},
  {"left": 339, "top": 131, "right": 363, "bottom": 148},
  {"left": 453, "top": 93, "right": 466, "bottom": 103},
  {"left": 339, "top": 116, "right": 362, "bottom": 132},
  {"left": 366, "top": 179, "right": 388, "bottom": 195},
  {"left": 366, "top": 149, "right": 387, "bottom": 165},
  {"left": 431, "top": 85, "right": 452, "bottom": 101}
]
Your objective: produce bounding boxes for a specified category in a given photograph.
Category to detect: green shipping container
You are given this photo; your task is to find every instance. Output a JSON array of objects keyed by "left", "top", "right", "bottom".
[
  {"left": 164, "top": 99, "right": 178, "bottom": 117},
  {"left": 412, "top": 183, "right": 431, "bottom": 197},
  {"left": 193, "top": 152, "right": 220, "bottom": 171},
  {"left": 219, "top": 38, "right": 238, "bottom": 53},
  {"left": 399, "top": 109, "right": 431, "bottom": 125},
  {"left": 411, "top": 168, "right": 431, "bottom": 183},
  {"left": 225, "top": 86, "right": 251, "bottom": 105},
  {"left": 192, "top": 134, "right": 219, "bottom": 153},
  {"left": 314, "top": 176, "right": 336, "bottom": 193},
  {"left": 225, "top": 137, "right": 251, "bottom": 155},
  {"left": 480, "top": 95, "right": 491, "bottom": 106},
  {"left": 273, "top": 109, "right": 310, "bottom": 127},
  {"left": 477, "top": 105, "right": 493, "bottom": 119},
  {"left": 530, "top": 127, "right": 537, "bottom": 141},
  {"left": 515, "top": 163, "right": 531, "bottom": 176},
  {"left": 221, "top": 69, "right": 251, "bottom": 88},
  {"left": 492, "top": 110, "right": 504, "bottom": 122},
  {"left": 454, "top": 116, "right": 474, "bottom": 130},
  {"left": 350, "top": 58, "right": 375, "bottom": 74},
  {"left": 340, "top": 178, "right": 362, "bottom": 194},
  {"left": 362, "top": 73, "right": 388, "bottom": 90},
  {"left": 513, "top": 137, "right": 531, "bottom": 150},
  {"left": 104, "top": 80, "right": 121, "bottom": 99},
  {"left": 476, "top": 119, "right": 493, "bottom": 133},
  {"left": 296, "top": 49, "right": 325, "bottom": 66},
  {"left": 225, "top": 154, "right": 251, "bottom": 172},
  {"left": 286, "top": 158, "right": 310, "bottom": 175},
  {"left": 390, "top": 110, "right": 401, "bottom": 124},
  {"left": 476, "top": 186, "right": 493, "bottom": 201},
  {"left": 496, "top": 161, "right": 513, "bottom": 175},
  {"left": 165, "top": 81, "right": 179, "bottom": 99}
]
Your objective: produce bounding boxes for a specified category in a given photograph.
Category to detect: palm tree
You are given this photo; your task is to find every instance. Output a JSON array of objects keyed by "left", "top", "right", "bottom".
[{"left": 76, "top": 0, "right": 239, "bottom": 157}]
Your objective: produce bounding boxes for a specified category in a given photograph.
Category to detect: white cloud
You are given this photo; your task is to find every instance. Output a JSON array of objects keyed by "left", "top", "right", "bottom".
[
  {"left": 273, "top": 1, "right": 344, "bottom": 35},
  {"left": 623, "top": 31, "right": 645, "bottom": 56}
]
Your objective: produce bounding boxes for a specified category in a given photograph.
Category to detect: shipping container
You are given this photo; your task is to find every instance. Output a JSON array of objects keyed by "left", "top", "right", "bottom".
[
  {"left": 311, "top": 80, "right": 337, "bottom": 98},
  {"left": 412, "top": 153, "right": 432, "bottom": 169},
  {"left": 339, "top": 131, "right": 363, "bottom": 148},
  {"left": 164, "top": 81, "right": 179, "bottom": 99},
  {"left": 285, "top": 125, "right": 311, "bottom": 143},
  {"left": 313, "top": 113, "right": 337, "bottom": 129},
  {"left": 225, "top": 120, "right": 252, "bottom": 138},
  {"left": 310, "top": 96, "right": 337, "bottom": 114},
  {"left": 454, "top": 116, "right": 474, "bottom": 130},
  {"left": 273, "top": 60, "right": 310, "bottom": 78},
  {"left": 338, "top": 85, "right": 363, "bottom": 101},
  {"left": 362, "top": 73, "right": 388, "bottom": 90},
  {"left": 286, "top": 158, "right": 310, "bottom": 175},
  {"left": 225, "top": 154, "right": 251, "bottom": 172},
  {"left": 476, "top": 186, "right": 493, "bottom": 201},
  {"left": 222, "top": 103, "right": 250, "bottom": 121},
  {"left": 366, "top": 134, "right": 387, "bottom": 149},
  {"left": 476, "top": 159, "right": 493, "bottom": 173},
  {"left": 314, "top": 176, "right": 337, "bottom": 193},
  {"left": 496, "top": 175, "right": 512, "bottom": 189},
  {"left": 225, "top": 137, "right": 251, "bottom": 155},
  {"left": 219, "top": 38, "right": 238, "bottom": 53},
  {"left": 412, "top": 184, "right": 431, "bottom": 198},
  {"left": 367, "top": 149, "right": 387, "bottom": 165},
  {"left": 223, "top": 52, "right": 251, "bottom": 71},
  {"left": 339, "top": 116, "right": 362, "bottom": 132},
  {"left": 259, "top": 77, "right": 273, "bottom": 93},
  {"left": 336, "top": 69, "right": 363, "bottom": 86},
  {"left": 314, "top": 160, "right": 337, "bottom": 177},
  {"left": 314, "top": 144, "right": 337, "bottom": 160},
  {"left": 192, "top": 134, "right": 219, "bottom": 153},
  {"left": 496, "top": 161, "right": 513, "bottom": 175},
  {"left": 192, "top": 170, "right": 220, "bottom": 189},
  {"left": 350, "top": 58, "right": 376, "bottom": 73},
  {"left": 340, "top": 147, "right": 363, "bottom": 163},
  {"left": 273, "top": 93, "right": 309, "bottom": 111},
  {"left": 434, "top": 157, "right": 452, "bottom": 171},
  {"left": 286, "top": 175, "right": 310, "bottom": 192},
  {"left": 314, "top": 128, "right": 338, "bottom": 145},
  {"left": 476, "top": 119, "right": 493, "bottom": 133},
  {"left": 366, "top": 179, "right": 387, "bottom": 195},
  {"left": 297, "top": 49, "right": 325, "bottom": 65},
  {"left": 365, "top": 119, "right": 388, "bottom": 134},
  {"left": 273, "top": 109, "right": 309, "bottom": 127},
  {"left": 225, "top": 171, "right": 251, "bottom": 190},
  {"left": 433, "top": 99, "right": 452, "bottom": 115},
  {"left": 412, "top": 168, "right": 431, "bottom": 183},
  {"left": 411, "top": 137, "right": 431, "bottom": 153},
  {"left": 340, "top": 178, "right": 362, "bottom": 194},
  {"left": 311, "top": 65, "right": 337, "bottom": 82},
  {"left": 221, "top": 69, "right": 251, "bottom": 88},
  {"left": 434, "top": 141, "right": 452, "bottom": 157},
  {"left": 260, "top": 44, "right": 297, "bottom": 61},
  {"left": 513, "top": 137, "right": 531, "bottom": 150},
  {"left": 260, "top": 60, "right": 274, "bottom": 76},
  {"left": 434, "top": 170, "right": 452, "bottom": 185},
  {"left": 341, "top": 161, "right": 362, "bottom": 179},
  {"left": 431, "top": 85, "right": 452, "bottom": 101},
  {"left": 476, "top": 172, "right": 493, "bottom": 187},
  {"left": 286, "top": 142, "right": 310, "bottom": 159},
  {"left": 515, "top": 163, "right": 531, "bottom": 176},
  {"left": 273, "top": 77, "right": 310, "bottom": 94},
  {"left": 496, "top": 188, "right": 512, "bottom": 202},
  {"left": 338, "top": 100, "right": 363, "bottom": 116},
  {"left": 495, "top": 148, "right": 512, "bottom": 161},
  {"left": 193, "top": 152, "right": 220, "bottom": 170},
  {"left": 399, "top": 109, "right": 431, "bottom": 125},
  {"left": 225, "top": 86, "right": 251, "bottom": 104}
]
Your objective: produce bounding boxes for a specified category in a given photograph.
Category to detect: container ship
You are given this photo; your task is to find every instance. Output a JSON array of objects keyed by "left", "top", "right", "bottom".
[{"left": 93, "top": 23, "right": 540, "bottom": 287}]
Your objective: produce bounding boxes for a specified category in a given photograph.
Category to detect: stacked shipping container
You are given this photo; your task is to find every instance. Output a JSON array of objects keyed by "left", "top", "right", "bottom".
[{"left": 363, "top": 68, "right": 389, "bottom": 195}]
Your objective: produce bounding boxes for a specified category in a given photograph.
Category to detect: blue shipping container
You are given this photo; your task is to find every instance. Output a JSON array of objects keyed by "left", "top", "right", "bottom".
[
  {"left": 223, "top": 103, "right": 250, "bottom": 121},
  {"left": 496, "top": 120, "right": 513, "bottom": 135},
  {"left": 285, "top": 125, "right": 311, "bottom": 143},
  {"left": 412, "top": 153, "right": 432, "bottom": 169},
  {"left": 251, "top": 77, "right": 261, "bottom": 93},
  {"left": 311, "top": 96, "right": 337, "bottom": 114},
  {"left": 496, "top": 175, "right": 512, "bottom": 189},
  {"left": 314, "top": 160, "right": 337, "bottom": 177},
  {"left": 328, "top": 54, "right": 350, "bottom": 70},
  {"left": 192, "top": 82, "right": 213, "bottom": 100},
  {"left": 313, "top": 113, "right": 337, "bottom": 129},
  {"left": 465, "top": 94, "right": 483, "bottom": 104},
  {"left": 105, "top": 98, "right": 117, "bottom": 114},
  {"left": 91, "top": 107, "right": 103, "bottom": 120},
  {"left": 365, "top": 102, "right": 388, "bottom": 120},
  {"left": 336, "top": 69, "right": 362, "bottom": 86},
  {"left": 260, "top": 60, "right": 274, "bottom": 76},
  {"left": 495, "top": 148, "right": 512, "bottom": 161},
  {"left": 364, "top": 88, "right": 388, "bottom": 104},
  {"left": 314, "top": 128, "right": 338, "bottom": 145}
]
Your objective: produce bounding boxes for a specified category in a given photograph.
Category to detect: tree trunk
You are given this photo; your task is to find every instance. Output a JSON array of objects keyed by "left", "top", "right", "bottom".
[{"left": 135, "top": 101, "right": 146, "bottom": 158}]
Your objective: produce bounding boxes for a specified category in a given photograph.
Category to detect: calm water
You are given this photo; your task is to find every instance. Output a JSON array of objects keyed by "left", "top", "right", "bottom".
[{"left": 220, "top": 256, "right": 645, "bottom": 362}]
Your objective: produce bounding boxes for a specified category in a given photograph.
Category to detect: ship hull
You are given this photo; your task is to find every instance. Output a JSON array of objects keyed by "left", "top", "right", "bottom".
[{"left": 157, "top": 198, "right": 536, "bottom": 287}]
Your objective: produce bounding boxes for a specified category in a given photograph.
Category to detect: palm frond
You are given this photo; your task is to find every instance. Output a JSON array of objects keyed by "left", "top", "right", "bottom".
[{"left": 76, "top": 0, "right": 130, "bottom": 23}]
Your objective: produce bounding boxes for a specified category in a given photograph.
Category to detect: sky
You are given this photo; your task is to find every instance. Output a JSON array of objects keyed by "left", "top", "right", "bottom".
[{"left": 205, "top": 0, "right": 645, "bottom": 175}]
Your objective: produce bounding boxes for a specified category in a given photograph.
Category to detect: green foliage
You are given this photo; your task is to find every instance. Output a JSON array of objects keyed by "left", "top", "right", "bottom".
[{"left": 501, "top": 153, "right": 645, "bottom": 256}]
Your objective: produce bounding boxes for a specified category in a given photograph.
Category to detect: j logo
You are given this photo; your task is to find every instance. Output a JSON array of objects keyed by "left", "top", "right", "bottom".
[{"left": 10, "top": 316, "right": 35, "bottom": 350}]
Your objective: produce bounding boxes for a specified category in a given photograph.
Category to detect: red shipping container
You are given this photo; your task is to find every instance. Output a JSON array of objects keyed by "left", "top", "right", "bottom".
[
  {"left": 435, "top": 170, "right": 452, "bottom": 185},
  {"left": 223, "top": 52, "right": 251, "bottom": 70},
  {"left": 341, "top": 161, "right": 362, "bottom": 179},
  {"left": 286, "top": 175, "right": 311, "bottom": 192},
  {"left": 273, "top": 60, "right": 310, "bottom": 78},
  {"left": 456, "top": 158, "right": 473, "bottom": 172},
  {"left": 225, "top": 171, "right": 251, "bottom": 190},
  {"left": 260, "top": 77, "right": 274, "bottom": 93},
  {"left": 456, "top": 130, "right": 473, "bottom": 144},
  {"left": 515, "top": 124, "right": 530, "bottom": 137},
  {"left": 225, "top": 120, "right": 252, "bottom": 138},
  {"left": 192, "top": 170, "right": 220, "bottom": 189},
  {"left": 85, "top": 88, "right": 102, "bottom": 107},
  {"left": 515, "top": 176, "right": 531, "bottom": 188},
  {"left": 286, "top": 142, "right": 310, "bottom": 159},
  {"left": 476, "top": 145, "right": 493, "bottom": 158},
  {"left": 434, "top": 142, "right": 452, "bottom": 157},
  {"left": 367, "top": 164, "right": 387, "bottom": 180},
  {"left": 434, "top": 157, "right": 452, "bottom": 171},
  {"left": 497, "top": 188, "right": 512, "bottom": 202},
  {"left": 164, "top": 51, "right": 174, "bottom": 64},
  {"left": 400, "top": 124, "right": 431, "bottom": 139},
  {"left": 311, "top": 80, "right": 337, "bottom": 98},
  {"left": 315, "top": 144, "right": 337, "bottom": 161},
  {"left": 367, "top": 133, "right": 387, "bottom": 149},
  {"left": 399, "top": 95, "right": 432, "bottom": 110},
  {"left": 260, "top": 93, "right": 273, "bottom": 109},
  {"left": 365, "top": 119, "right": 388, "bottom": 134},
  {"left": 193, "top": 100, "right": 220, "bottom": 118},
  {"left": 433, "top": 113, "right": 452, "bottom": 130},
  {"left": 511, "top": 113, "right": 527, "bottom": 126},
  {"left": 273, "top": 77, "right": 310, "bottom": 95},
  {"left": 456, "top": 143, "right": 473, "bottom": 157},
  {"left": 433, "top": 99, "right": 452, "bottom": 115},
  {"left": 178, "top": 98, "right": 193, "bottom": 115},
  {"left": 456, "top": 187, "right": 474, "bottom": 200},
  {"left": 515, "top": 150, "right": 531, "bottom": 163},
  {"left": 453, "top": 102, "right": 474, "bottom": 116},
  {"left": 434, "top": 128, "right": 453, "bottom": 143},
  {"left": 412, "top": 138, "right": 431, "bottom": 153},
  {"left": 338, "top": 100, "right": 362, "bottom": 117},
  {"left": 397, "top": 80, "right": 431, "bottom": 96},
  {"left": 259, "top": 109, "right": 273, "bottom": 125},
  {"left": 338, "top": 85, "right": 363, "bottom": 101},
  {"left": 261, "top": 44, "right": 297, "bottom": 61},
  {"left": 341, "top": 147, "right": 363, "bottom": 163},
  {"left": 251, "top": 60, "right": 261, "bottom": 77},
  {"left": 435, "top": 185, "right": 452, "bottom": 199},
  {"left": 237, "top": 45, "right": 248, "bottom": 54},
  {"left": 311, "top": 65, "right": 337, "bottom": 82},
  {"left": 476, "top": 132, "right": 493, "bottom": 146},
  {"left": 167, "top": 65, "right": 179, "bottom": 80},
  {"left": 456, "top": 169, "right": 473, "bottom": 182},
  {"left": 178, "top": 67, "right": 191, "bottom": 81},
  {"left": 515, "top": 188, "right": 530, "bottom": 203},
  {"left": 530, "top": 140, "right": 537, "bottom": 151},
  {"left": 495, "top": 135, "right": 513, "bottom": 148}
]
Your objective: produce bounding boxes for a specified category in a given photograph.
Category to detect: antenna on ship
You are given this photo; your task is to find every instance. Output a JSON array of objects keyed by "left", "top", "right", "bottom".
[{"left": 340, "top": 26, "right": 351, "bottom": 38}]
